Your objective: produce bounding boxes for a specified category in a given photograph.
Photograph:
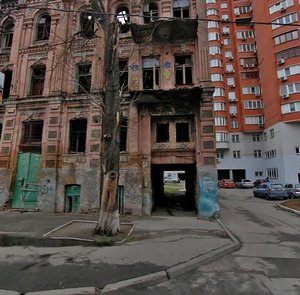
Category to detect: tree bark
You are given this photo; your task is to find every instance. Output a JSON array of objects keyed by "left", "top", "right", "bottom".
[{"left": 94, "top": 21, "right": 121, "bottom": 236}]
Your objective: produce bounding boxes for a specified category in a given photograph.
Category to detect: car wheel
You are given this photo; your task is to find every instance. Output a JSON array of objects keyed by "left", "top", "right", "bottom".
[
  {"left": 253, "top": 192, "right": 257, "bottom": 197},
  {"left": 265, "top": 194, "right": 270, "bottom": 200},
  {"left": 290, "top": 193, "right": 295, "bottom": 199}
]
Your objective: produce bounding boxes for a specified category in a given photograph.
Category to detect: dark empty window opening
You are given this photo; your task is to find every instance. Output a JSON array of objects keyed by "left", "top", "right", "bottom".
[
  {"left": 117, "top": 6, "right": 130, "bottom": 33},
  {"left": 176, "top": 122, "right": 189, "bottom": 142},
  {"left": 156, "top": 123, "right": 169, "bottom": 142},
  {"left": 120, "top": 118, "right": 128, "bottom": 152},
  {"left": 144, "top": 2, "right": 159, "bottom": 23},
  {"left": 143, "top": 57, "right": 160, "bottom": 89},
  {"left": 0, "top": 123, "right": 2, "bottom": 140},
  {"left": 173, "top": 0, "right": 190, "bottom": 18},
  {"left": 30, "top": 65, "right": 45, "bottom": 96},
  {"left": 119, "top": 59, "right": 128, "bottom": 91},
  {"left": 175, "top": 55, "right": 193, "bottom": 85},
  {"left": 77, "top": 64, "right": 91, "bottom": 93},
  {"left": 21, "top": 121, "right": 43, "bottom": 152},
  {"left": 69, "top": 119, "right": 87, "bottom": 153},
  {"left": 80, "top": 11, "right": 94, "bottom": 38},
  {"left": 0, "top": 70, "right": 12, "bottom": 100},
  {"left": 2, "top": 21, "right": 14, "bottom": 48},
  {"left": 36, "top": 15, "right": 51, "bottom": 41}
]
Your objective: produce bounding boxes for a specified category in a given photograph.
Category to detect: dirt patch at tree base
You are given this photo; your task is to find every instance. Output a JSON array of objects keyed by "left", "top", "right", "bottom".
[
  {"left": 281, "top": 199, "right": 300, "bottom": 211},
  {"left": 44, "top": 220, "right": 134, "bottom": 246}
]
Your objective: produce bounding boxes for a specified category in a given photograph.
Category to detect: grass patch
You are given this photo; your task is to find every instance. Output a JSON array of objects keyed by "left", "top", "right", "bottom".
[{"left": 164, "top": 183, "right": 184, "bottom": 193}]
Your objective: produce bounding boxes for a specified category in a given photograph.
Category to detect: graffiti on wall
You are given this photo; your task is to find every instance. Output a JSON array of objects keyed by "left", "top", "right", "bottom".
[{"left": 198, "top": 175, "right": 219, "bottom": 218}]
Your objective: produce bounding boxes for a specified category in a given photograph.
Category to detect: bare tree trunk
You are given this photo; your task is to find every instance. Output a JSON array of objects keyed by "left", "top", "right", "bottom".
[{"left": 94, "top": 21, "right": 121, "bottom": 235}]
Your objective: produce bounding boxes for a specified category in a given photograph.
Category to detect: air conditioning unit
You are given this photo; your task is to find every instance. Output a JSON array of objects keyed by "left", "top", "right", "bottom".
[
  {"left": 216, "top": 158, "right": 221, "bottom": 163},
  {"left": 255, "top": 93, "right": 260, "bottom": 97},
  {"left": 222, "top": 31, "right": 229, "bottom": 35},
  {"left": 277, "top": 58, "right": 285, "bottom": 65},
  {"left": 229, "top": 98, "right": 237, "bottom": 102},
  {"left": 281, "top": 94, "right": 289, "bottom": 99},
  {"left": 230, "top": 113, "right": 237, "bottom": 117},
  {"left": 248, "top": 64, "right": 255, "bottom": 68},
  {"left": 280, "top": 76, "right": 288, "bottom": 81},
  {"left": 242, "top": 37, "right": 247, "bottom": 41},
  {"left": 242, "top": 64, "right": 249, "bottom": 68},
  {"left": 229, "top": 84, "right": 235, "bottom": 88},
  {"left": 228, "top": 56, "right": 234, "bottom": 60},
  {"left": 258, "top": 123, "right": 264, "bottom": 128}
]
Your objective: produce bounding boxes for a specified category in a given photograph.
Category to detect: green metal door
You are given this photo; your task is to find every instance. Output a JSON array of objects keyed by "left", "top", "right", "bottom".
[
  {"left": 12, "top": 153, "right": 41, "bottom": 209},
  {"left": 65, "top": 185, "right": 81, "bottom": 213}
]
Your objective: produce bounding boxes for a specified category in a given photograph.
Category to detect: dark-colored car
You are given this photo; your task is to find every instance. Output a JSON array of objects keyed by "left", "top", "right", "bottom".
[
  {"left": 285, "top": 184, "right": 300, "bottom": 199},
  {"left": 253, "top": 183, "right": 288, "bottom": 200},
  {"left": 253, "top": 179, "right": 265, "bottom": 187},
  {"left": 219, "top": 179, "right": 236, "bottom": 189}
]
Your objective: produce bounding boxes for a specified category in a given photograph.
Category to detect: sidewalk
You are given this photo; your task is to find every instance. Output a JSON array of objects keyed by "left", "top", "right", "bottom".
[{"left": 0, "top": 211, "right": 239, "bottom": 295}]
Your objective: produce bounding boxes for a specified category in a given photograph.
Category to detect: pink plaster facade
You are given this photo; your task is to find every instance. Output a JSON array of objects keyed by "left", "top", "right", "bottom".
[{"left": 0, "top": 0, "right": 216, "bottom": 215}]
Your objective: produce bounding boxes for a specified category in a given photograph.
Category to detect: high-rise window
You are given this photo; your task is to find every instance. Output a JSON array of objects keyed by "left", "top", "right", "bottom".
[
  {"left": 36, "top": 14, "right": 51, "bottom": 41},
  {"left": 69, "top": 119, "right": 87, "bottom": 153},
  {"left": 77, "top": 64, "right": 92, "bottom": 93},
  {"left": 173, "top": 0, "right": 190, "bottom": 18},
  {"left": 30, "top": 65, "right": 46, "bottom": 96},
  {"left": 143, "top": 57, "right": 160, "bottom": 89},
  {"left": 175, "top": 55, "right": 193, "bottom": 85}
]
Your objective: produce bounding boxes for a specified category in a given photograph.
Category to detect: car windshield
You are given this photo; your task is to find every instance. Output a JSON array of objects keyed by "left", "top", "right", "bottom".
[
  {"left": 295, "top": 184, "right": 300, "bottom": 189},
  {"left": 271, "top": 184, "right": 283, "bottom": 189}
]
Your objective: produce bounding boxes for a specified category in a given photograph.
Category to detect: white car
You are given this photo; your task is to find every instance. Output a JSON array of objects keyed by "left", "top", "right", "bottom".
[{"left": 235, "top": 179, "right": 254, "bottom": 189}]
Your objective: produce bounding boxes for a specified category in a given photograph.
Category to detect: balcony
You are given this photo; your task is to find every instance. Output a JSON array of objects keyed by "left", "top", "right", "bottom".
[
  {"left": 130, "top": 19, "right": 198, "bottom": 44},
  {"left": 216, "top": 141, "right": 229, "bottom": 150}
]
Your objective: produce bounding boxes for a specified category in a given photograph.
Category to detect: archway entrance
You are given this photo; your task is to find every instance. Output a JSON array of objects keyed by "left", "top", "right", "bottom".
[{"left": 151, "top": 164, "right": 196, "bottom": 216}]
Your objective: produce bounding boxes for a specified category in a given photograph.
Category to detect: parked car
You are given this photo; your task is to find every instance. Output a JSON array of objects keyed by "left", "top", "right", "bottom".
[
  {"left": 253, "top": 179, "right": 265, "bottom": 187},
  {"left": 284, "top": 183, "right": 300, "bottom": 199},
  {"left": 253, "top": 183, "right": 288, "bottom": 200},
  {"left": 219, "top": 179, "right": 236, "bottom": 189},
  {"left": 235, "top": 179, "right": 254, "bottom": 189},
  {"left": 164, "top": 176, "right": 180, "bottom": 184}
]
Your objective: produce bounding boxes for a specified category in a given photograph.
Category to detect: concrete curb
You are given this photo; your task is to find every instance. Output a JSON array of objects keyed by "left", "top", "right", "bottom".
[
  {"left": 26, "top": 287, "right": 99, "bottom": 295},
  {"left": 276, "top": 202, "right": 300, "bottom": 216},
  {"left": 100, "top": 218, "right": 241, "bottom": 294}
]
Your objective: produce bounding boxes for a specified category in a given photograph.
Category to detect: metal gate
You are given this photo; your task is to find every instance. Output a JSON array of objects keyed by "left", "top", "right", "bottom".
[{"left": 12, "top": 153, "right": 41, "bottom": 209}]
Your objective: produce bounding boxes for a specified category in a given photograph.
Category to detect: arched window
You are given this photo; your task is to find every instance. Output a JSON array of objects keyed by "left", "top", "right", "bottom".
[
  {"left": 36, "top": 14, "right": 51, "bottom": 41},
  {"left": 116, "top": 6, "right": 130, "bottom": 33},
  {"left": 2, "top": 20, "right": 14, "bottom": 48},
  {"left": 143, "top": 2, "right": 158, "bottom": 23},
  {"left": 80, "top": 11, "right": 94, "bottom": 38}
]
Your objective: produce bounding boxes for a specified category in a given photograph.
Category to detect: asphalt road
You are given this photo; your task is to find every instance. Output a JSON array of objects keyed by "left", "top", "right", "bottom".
[{"left": 114, "top": 188, "right": 300, "bottom": 295}]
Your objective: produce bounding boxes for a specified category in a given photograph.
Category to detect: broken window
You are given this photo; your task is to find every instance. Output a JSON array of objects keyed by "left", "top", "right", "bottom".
[
  {"left": 77, "top": 64, "right": 92, "bottom": 93},
  {"left": 0, "top": 70, "right": 12, "bottom": 100},
  {"left": 173, "top": 0, "right": 190, "bottom": 18},
  {"left": 175, "top": 55, "right": 193, "bottom": 85},
  {"left": 119, "top": 59, "right": 128, "bottom": 91},
  {"left": 80, "top": 11, "right": 94, "bottom": 38},
  {"left": 69, "top": 119, "right": 87, "bottom": 153},
  {"left": 143, "top": 57, "right": 160, "bottom": 89},
  {"left": 21, "top": 121, "right": 43, "bottom": 152},
  {"left": 36, "top": 14, "right": 51, "bottom": 41},
  {"left": 176, "top": 122, "right": 189, "bottom": 142},
  {"left": 156, "top": 123, "right": 169, "bottom": 142},
  {"left": 144, "top": 2, "right": 159, "bottom": 23},
  {"left": 120, "top": 118, "right": 128, "bottom": 152},
  {"left": 117, "top": 6, "right": 130, "bottom": 33},
  {"left": 2, "top": 20, "right": 14, "bottom": 48},
  {"left": 30, "top": 65, "right": 46, "bottom": 96}
]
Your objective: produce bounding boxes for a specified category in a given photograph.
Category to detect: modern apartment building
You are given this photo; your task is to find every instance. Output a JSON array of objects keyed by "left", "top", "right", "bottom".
[
  {"left": 206, "top": 0, "right": 300, "bottom": 184},
  {"left": 0, "top": 0, "right": 216, "bottom": 215}
]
